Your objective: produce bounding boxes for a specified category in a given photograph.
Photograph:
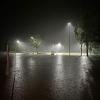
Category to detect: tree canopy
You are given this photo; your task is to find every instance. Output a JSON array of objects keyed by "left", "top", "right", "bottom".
[
  {"left": 30, "top": 34, "right": 42, "bottom": 53},
  {"left": 75, "top": 7, "right": 100, "bottom": 56}
]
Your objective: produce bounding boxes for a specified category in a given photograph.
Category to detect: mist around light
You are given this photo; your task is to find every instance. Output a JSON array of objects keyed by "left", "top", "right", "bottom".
[{"left": 10, "top": 22, "right": 87, "bottom": 55}]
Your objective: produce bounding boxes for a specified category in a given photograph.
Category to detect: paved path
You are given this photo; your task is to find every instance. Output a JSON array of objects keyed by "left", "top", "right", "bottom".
[{"left": 0, "top": 54, "right": 100, "bottom": 100}]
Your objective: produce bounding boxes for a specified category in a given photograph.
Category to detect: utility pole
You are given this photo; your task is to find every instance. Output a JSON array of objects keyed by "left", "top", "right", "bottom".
[
  {"left": 68, "top": 22, "right": 71, "bottom": 56},
  {"left": 6, "top": 43, "right": 9, "bottom": 76}
]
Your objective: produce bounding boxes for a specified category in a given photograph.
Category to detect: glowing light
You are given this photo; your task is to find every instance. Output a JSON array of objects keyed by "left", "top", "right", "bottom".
[
  {"left": 16, "top": 40, "right": 20, "bottom": 44},
  {"left": 30, "top": 36, "right": 34, "bottom": 40},
  {"left": 68, "top": 22, "right": 71, "bottom": 26},
  {"left": 16, "top": 40, "right": 21, "bottom": 44},
  {"left": 57, "top": 43, "right": 62, "bottom": 47}
]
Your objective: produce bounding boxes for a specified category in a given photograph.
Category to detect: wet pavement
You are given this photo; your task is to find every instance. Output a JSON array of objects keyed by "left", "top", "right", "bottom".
[{"left": 0, "top": 53, "right": 100, "bottom": 100}]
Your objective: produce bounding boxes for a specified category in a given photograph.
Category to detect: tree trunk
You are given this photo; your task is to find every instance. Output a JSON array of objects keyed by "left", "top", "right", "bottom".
[
  {"left": 36, "top": 47, "right": 38, "bottom": 54},
  {"left": 89, "top": 43, "right": 92, "bottom": 55},
  {"left": 86, "top": 42, "right": 89, "bottom": 56},
  {"left": 81, "top": 44, "right": 82, "bottom": 56}
]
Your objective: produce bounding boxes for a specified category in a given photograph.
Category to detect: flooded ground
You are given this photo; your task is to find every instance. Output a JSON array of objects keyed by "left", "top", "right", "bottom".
[{"left": 0, "top": 53, "right": 100, "bottom": 100}]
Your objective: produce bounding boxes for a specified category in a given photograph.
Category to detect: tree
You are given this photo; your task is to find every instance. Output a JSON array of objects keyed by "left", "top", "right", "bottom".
[
  {"left": 75, "top": 24, "right": 84, "bottom": 56},
  {"left": 30, "top": 34, "right": 42, "bottom": 54},
  {"left": 75, "top": 7, "right": 100, "bottom": 56}
]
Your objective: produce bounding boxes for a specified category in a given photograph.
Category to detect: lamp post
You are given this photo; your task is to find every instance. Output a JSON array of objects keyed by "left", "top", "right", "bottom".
[
  {"left": 16, "top": 40, "right": 20, "bottom": 44},
  {"left": 68, "top": 22, "right": 71, "bottom": 56},
  {"left": 6, "top": 43, "right": 9, "bottom": 76}
]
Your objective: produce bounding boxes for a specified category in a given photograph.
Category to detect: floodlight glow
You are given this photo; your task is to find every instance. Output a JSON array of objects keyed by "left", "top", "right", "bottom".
[
  {"left": 57, "top": 43, "right": 62, "bottom": 47},
  {"left": 68, "top": 22, "right": 71, "bottom": 26},
  {"left": 16, "top": 40, "right": 20, "bottom": 44},
  {"left": 30, "top": 36, "right": 34, "bottom": 40}
]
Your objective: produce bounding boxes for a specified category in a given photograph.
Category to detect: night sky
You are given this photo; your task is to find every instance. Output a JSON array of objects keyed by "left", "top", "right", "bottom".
[{"left": 0, "top": 0, "right": 99, "bottom": 50}]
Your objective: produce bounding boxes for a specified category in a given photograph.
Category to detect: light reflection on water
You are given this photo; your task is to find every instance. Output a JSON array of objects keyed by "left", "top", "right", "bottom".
[
  {"left": 52, "top": 56, "right": 92, "bottom": 99},
  {"left": 11, "top": 54, "right": 93, "bottom": 99},
  {"left": 12, "top": 53, "right": 24, "bottom": 88},
  {"left": 52, "top": 55, "right": 66, "bottom": 99},
  {"left": 28, "top": 57, "right": 36, "bottom": 70},
  {"left": 54, "top": 55, "right": 64, "bottom": 80},
  {"left": 28, "top": 57, "right": 35, "bottom": 65},
  {"left": 80, "top": 56, "right": 89, "bottom": 84},
  {"left": 15, "top": 53, "right": 22, "bottom": 71},
  {"left": 13, "top": 53, "right": 37, "bottom": 88},
  {"left": 79, "top": 56, "right": 93, "bottom": 100}
]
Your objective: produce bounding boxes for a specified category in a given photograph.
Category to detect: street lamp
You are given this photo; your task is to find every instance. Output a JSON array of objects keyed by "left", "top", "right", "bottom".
[
  {"left": 68, "top": 22, "right": 71, "bottom": 56},
  {"left": 30, "top": 36, "right": 34, "bottom": 40},
  {"left": 57, "top": 43, "right": 62, "bottom": 48},
  {"left": 16, "top": 40, "right": 21, "bottom": 44},
  {"left": 15, "top": 40, "right": 22, "bottom": 53}
]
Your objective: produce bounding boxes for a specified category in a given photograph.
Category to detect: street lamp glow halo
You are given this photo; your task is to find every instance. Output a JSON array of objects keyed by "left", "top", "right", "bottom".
[
  {"left": 16, "top": 40, "right": 20, "bottom": 44},
  {"left": 68, "top": 22, "right": 71, "bottom": 26},
  {"left": 56, "top": 43, "right": 62, "bottom": 50},
  {"left": 57, "top": 43, "right": 62, "bottom": 47},
  {"left": 30, "top": 36, "right": 34, "bottom": 40}
]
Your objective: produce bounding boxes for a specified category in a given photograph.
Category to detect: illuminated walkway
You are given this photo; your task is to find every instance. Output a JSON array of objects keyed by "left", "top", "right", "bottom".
[{"left": 0, "top": 54, "right": 100, "bottom": 100}]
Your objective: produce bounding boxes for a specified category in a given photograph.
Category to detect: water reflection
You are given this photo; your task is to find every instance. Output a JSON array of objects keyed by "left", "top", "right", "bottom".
[
  {"left": 28, "top": 57, "right": 35, "bottom": 65},
  {"left": 11, "top": 54, "right": 93, "bottom": 100},
  {"left": 28, "top": 57, "right": 36, "bottom": 70},
  {"left": 79, "top": 56, "right": 93, "bottom": 100},
  {"left": 80, "top": 56, "right": 89, "bottom": 84},
  {"left": 15, "top": 53, "right": 23, "bottom": 71},
  {"left": 54, "top": 55, "right": 64, "bottom": 80},
  {"left": 13, "top": 54, "right": 37, "bottom": 89},
  {"left": 52, "top": 55, "right": 66, "bottom": 99}
]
